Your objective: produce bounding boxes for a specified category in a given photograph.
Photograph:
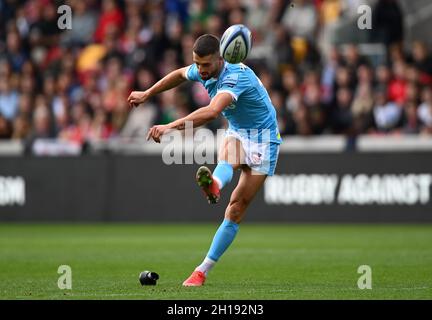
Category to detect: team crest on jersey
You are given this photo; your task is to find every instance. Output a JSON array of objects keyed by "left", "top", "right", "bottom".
[{"left": 220, "top": 74, "right": 239, "bottom": 88}]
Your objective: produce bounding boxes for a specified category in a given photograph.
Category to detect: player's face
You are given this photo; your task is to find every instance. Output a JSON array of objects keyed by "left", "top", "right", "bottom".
[{"left": 193, "top": 52, "right": 223, "bottom": 80}]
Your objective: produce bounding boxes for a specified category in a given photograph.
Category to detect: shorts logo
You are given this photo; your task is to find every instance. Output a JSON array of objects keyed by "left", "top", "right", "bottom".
[
  {"left": 251, "top": 152, "right": 263, "bottom": 165},
  {"left": 226, "top": 102, "right": 236, "bottom": 110}
]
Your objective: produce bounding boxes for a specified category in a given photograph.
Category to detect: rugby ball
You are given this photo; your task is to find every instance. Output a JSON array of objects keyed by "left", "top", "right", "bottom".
[{"left": 220, "top": 24, "right": 252, "bottom": 64}]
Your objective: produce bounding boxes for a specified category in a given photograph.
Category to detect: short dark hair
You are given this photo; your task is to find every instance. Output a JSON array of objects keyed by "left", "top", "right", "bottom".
[{"left": 193, "top": 34, "right": 220, "bottom": 57}]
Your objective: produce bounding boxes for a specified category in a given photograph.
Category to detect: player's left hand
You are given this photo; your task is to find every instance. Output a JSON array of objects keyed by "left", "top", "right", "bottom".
[{"left": 146, "top": 124, "right": 170, "bottom": 143}]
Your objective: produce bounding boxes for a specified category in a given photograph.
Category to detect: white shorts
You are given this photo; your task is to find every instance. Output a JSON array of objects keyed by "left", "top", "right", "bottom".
[{"left": 224, "top": 129, "right": 280, "bottom": 176}]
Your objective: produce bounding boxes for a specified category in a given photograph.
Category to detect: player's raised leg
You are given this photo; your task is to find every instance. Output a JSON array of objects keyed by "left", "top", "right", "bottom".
[
  {"left": 195, "top": 136, "right": 244, "bottom": 204},
  {"left": 183, "top": 166, "right": 267, "bottom": 286},
  {"left": 223, "top": 166, "right": 267, "bottom": 224}
]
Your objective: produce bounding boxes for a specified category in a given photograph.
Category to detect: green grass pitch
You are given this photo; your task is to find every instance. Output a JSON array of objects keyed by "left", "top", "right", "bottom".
[{"left": 0, "top": 223, "right": 431, "bottom": 300}]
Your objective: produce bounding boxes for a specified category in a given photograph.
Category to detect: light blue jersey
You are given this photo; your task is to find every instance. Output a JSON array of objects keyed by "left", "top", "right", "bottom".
[{"left": 185, "top": 62, "right": 282, "bottom": 145}]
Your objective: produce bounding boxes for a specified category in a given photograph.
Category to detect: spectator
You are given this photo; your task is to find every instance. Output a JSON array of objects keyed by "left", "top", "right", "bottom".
[
  {"left": 12, "top": 114, "right": 31, "bottom": 140},
  {"left": 244, "top": 0, "right": 271, "bottom": 38},
  {"left": 418, "top": 86, "right": 432, "bottom": 134},
  {"left": 269, "top": 25, "right": 295, "bottom": 73},
  {"left": 3, "top": 29, "right": 27, "bottom": 72},
  {"left": 17, "top": 92, "right": 33, "bottom": 119},
  {"left": 388, "top": 61, "right": 407, "bottom": 105},
  {"left": 28, "top": 1, "right": 62, "bottom": 48},
  {"left": 0, "top": 115, "right": 12, "bottom": 139},
  {"left": 206, "top": 15, "right": 224, "bottom": 39},
  {"left": 352, "top": 83, "right": 374, "bottom": 134},
  {"left": 269, "top": 89, "right": 289, "bottom": 135},
  {"left": 372, "top": 0, "right": 403, "bottom": 46},
  {"left": 292, "top": 103, "right": 313, "bottom": 135},
  {"left": 401, "top": 101, "right": 420, "bottom": 134},
  {"left": 342, "top": 44, "right": 370, "bottom": 85},
  {"left": 281, "top": 0, "right": 317, "bottom": 42},
  {"left": 0, "top": 0, "right": 432, "bottom": 149},
  {"left": 61, "top": 1, "right": 98, "bottom": 47},
  {"left": 94, "top": 0, "right": 124, "bottom": 43},
  {"left": 330, "top": 87, "right": 354, "bottom": 134},
  {"left": 87, "top": 109, "right": 113, "bottom": 142},
  {"left": 0, "top": 76, "right": 19, "bottom": 120},
  {"left": 304, "top": 82, "right": 326, "bottom": 134},
  {"left": 29, "top": 104, "right": 54, "bottom": 139},
  {"left": 372, "top": 90, "right": 403, "bottom": 133},
  {"left": 411, "top": 41, "right": 432, "bottom": 84},
  {"left": 375, "top": 64, "right": 391, "bottom": 92},
  {"left": 321, "top": 46, "right": 341, "bottom": 104}
]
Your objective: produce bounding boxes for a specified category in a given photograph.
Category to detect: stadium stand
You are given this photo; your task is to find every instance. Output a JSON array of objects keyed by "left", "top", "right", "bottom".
[{"left": 0, "top": 0, "right": 431, "bottom": 155}]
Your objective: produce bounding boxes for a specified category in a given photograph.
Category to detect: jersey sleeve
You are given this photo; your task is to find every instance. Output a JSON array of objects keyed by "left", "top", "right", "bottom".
[
  {"left": 184, "top": 64, "right": 200, "bottom": 82},
  {"left": 216, "top": 72, "right": 249, "bottom": 101}
]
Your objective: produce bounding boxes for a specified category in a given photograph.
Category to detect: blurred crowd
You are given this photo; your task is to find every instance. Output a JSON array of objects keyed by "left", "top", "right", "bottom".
[{"left": 1, "top": 0, "right": 432, "bottom": 149}]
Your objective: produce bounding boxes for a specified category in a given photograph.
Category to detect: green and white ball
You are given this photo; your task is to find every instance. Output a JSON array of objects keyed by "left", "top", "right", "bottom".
[{"left": 220, "top": 24, "right": 252, "bottom": 64}]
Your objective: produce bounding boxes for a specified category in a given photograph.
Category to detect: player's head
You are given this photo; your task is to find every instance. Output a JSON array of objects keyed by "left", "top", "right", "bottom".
[{"left": 192, "top": 34, "right": 223, "bottom": 80}]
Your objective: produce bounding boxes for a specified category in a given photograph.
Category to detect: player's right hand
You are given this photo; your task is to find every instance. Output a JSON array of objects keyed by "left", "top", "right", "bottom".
[
  {"left": 127, "top": 91, "right": 149, "bottom": 108},
  {"left": 146, "top": 124, "right": 170, "bottom": 143}
]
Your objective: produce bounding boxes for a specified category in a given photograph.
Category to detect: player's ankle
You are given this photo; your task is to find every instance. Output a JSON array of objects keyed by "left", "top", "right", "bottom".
[
  {"left": 195, "top": 257, "right": 216, "bottom": 276},
  {"left": 213, "top": 177, "right": 223, "bottom": 190}
]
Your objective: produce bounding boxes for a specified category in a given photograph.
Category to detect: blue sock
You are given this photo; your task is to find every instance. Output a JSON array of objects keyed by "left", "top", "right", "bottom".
[
  {"left": 213, "top": 160, "right": 233, "bottom": 189},
  {"left": 207, "top": 219, "right": 239, "bottom": 262}
]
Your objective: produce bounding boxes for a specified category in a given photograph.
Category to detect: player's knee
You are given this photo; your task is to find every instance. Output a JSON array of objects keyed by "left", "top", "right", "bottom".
[{"left": 225, "top": 197, "right": 250, "bottom": 223}]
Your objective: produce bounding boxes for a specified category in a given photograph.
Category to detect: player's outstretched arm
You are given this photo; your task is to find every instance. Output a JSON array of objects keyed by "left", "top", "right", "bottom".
[
  {"left": 127, "top": 67, "right": 189, "bottom": 108},
  {"left": 146, "top": 92, "right": 233, "bottom": 143}
]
